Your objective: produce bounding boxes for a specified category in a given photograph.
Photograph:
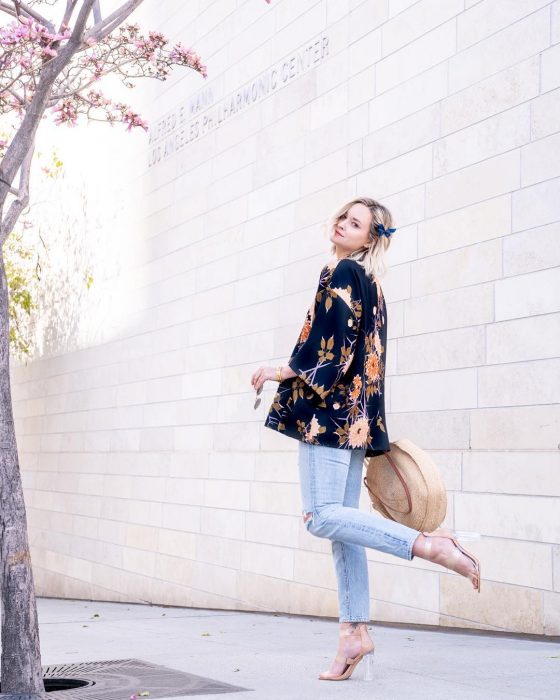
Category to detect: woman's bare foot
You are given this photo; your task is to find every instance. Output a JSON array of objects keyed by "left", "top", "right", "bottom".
[
  {"left": 319, "top": 622, "right": 374, "bottom": 680},
  {"left": 412, "top": 531, "right": 480, "bottom": 590}
]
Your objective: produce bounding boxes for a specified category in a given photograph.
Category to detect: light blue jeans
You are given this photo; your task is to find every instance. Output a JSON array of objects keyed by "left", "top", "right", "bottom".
[{"left": 298, "top": 442, "right": 421, "bottom": 622}]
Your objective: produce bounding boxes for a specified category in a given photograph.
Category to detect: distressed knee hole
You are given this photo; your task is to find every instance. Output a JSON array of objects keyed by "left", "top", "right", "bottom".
[{"left": 303, "top": 511, "right": 313, "bottom": 525}]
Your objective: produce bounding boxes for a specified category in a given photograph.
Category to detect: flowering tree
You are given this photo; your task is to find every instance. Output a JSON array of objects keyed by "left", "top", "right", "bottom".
[{"left": 0, "top": 0, "right": 275, "bottom": 693}]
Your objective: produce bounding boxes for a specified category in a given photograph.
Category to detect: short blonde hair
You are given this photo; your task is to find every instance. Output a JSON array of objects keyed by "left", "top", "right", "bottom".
[{"left": 325, "top": 197, "right": 395, "bottom": 281}]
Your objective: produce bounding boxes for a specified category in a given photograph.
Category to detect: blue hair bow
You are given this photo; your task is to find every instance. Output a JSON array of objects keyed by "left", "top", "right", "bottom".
[{"left": 375, "top": 223, "right": 396, "bottom": 237}]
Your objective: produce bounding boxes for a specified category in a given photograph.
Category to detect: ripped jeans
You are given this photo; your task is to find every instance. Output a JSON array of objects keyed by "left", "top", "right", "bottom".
[{"left": 298, "top": 441, "right": 420, "bottom": 622}]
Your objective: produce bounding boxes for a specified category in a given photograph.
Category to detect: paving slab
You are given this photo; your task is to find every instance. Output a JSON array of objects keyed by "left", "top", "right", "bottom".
[{"left": 5, "top": 598, "right": 560, "bottom": 700}]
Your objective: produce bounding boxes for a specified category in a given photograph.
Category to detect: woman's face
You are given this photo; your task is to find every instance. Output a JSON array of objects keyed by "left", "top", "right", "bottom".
[{"left": 330, "top": 203, "right": 373, "bottom": 258}]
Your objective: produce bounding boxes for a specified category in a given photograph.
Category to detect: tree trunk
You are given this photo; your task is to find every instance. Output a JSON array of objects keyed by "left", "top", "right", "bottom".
[{"left": 0, "top": 249, "right": 43, "bottom": 693}]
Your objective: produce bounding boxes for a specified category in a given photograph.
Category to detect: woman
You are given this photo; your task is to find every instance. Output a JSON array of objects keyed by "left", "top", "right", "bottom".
[{"left": 250, "top": 197, "right": 480, "bottom": 682}]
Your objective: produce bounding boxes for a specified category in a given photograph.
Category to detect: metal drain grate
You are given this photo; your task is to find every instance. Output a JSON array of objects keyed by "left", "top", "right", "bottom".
[{"left": 19, "top": 658, "right": 250, "bottom": 699}]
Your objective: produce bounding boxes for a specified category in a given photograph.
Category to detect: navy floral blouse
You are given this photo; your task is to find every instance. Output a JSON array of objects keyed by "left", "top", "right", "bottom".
[{"left": 264, "top": 256, "right": 390, "bottom": 457}]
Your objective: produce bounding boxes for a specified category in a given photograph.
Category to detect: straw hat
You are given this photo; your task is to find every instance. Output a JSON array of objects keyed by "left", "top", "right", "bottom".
[{"left": 363, "top": 438, "right": 447, "bottom": 532}]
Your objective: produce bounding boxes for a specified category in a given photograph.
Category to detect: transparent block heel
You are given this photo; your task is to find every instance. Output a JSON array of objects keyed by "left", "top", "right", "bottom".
[{"left": 362, "top": 650, "right": 375, "bottom": 681}]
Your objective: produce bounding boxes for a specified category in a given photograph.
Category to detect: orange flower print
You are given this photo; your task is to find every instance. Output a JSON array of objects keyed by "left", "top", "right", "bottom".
[
  {"left": 299, "top": 315, "right": 312, "bottom": 343},
  {"left": 307, "top": 415, "right": 321, "bottom": 440},
  {"left": 348, "top": 417, "right": 369, "bottom": 447},
  {"left": 349, "top": 374, "right": 362, "bottom": 400},
  {"left": 365, "top": 353, "right": 379, "bottom": 381}
]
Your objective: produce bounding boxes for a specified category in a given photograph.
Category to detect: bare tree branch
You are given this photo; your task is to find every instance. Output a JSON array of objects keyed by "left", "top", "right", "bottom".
[
  {"left": 82, "top": 0, "right": 143, "bottom": 45},
  {"left": 10, "top": 1, "right": 56, "bottom": 32},
  {"left": 59, "top": 0, "right": 79, "bottom": 31},
  {"left": 92, "top": 0, "right": 101, "bottom": 23},
  {"left": 0, "top": 2, "right": 18, "bottom": 19},
  {"left": 0, "top": 142, "right": 33, "bottom": 246}
]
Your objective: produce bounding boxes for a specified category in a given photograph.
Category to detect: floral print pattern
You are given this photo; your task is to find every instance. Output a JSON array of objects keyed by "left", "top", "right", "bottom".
[{"left": 264, "top": 257, "right": 390, "bottom": 457}]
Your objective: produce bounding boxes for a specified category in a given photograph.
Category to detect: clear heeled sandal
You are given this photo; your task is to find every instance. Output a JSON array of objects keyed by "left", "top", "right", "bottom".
[
  {"left": 422, "top": 527, "right": 481, "bottom": 593},
  {"left": 319, "top": 624, "right": 375, "bottom": 681}
]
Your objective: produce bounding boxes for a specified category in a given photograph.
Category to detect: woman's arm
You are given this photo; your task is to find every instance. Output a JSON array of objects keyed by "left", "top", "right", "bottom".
[{"left": 251, "top": 364, "right": 297, "bottom": 392}]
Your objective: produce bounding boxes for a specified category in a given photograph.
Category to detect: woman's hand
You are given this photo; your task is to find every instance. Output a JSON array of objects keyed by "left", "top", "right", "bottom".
[{"left": 251, "top": 366, "right": 279, "bottom": 393}]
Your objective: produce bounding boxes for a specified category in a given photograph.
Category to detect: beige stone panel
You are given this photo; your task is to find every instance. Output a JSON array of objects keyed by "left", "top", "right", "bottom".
[
  {"left": 385, "top": 224, "right": 418, "bottom": 267},
  {"left": 368, "top": 561, "right": 440, "bottom": 611},
  {"left": 153, "top": 553, "right": 193, "bottom": 588},
  {"left": 386, "top": 301, "right": 404, "bottom": 339},
  {"left": 349, "top": 0, "right": 388, "bottom": 40},
  {"left": 457, "top": 0, "right": 552, "bottom": 49},
  {"left": 163, "top": 477, "right": 205, "bottom": 506},
  {"left": 293, "top": 549, "right": 337, "bottom": 589},
  {"left": 426, "top": 151, "right": 520, "bottom": 219},
  {"left": 377, "top": 20, "right": 456, "bottom": 95},
  {"left": 259, "top": 423, "right": 295, "bottom": 452},
  {"left": 440, "top": 576, "right": 544, "bottom": 634},
  {"left": 523, "top": 131, "right": 560, "bottom": 186},
  {"left": 254, "top": 451, "right": 298, "bottom": 484},
  {"left": 92, "top": 541, "right": 124, "bottom": 569},
  {"left": 512, "top": 177, "right": 560, "bottom": 231},
  {"left": 157, "top": 528, "right": 197, "bottom": 560},
  {"left": 357, "top": 144, "right": 433, "bottom": 199},
  {"left": 253, "top": 139, "right": 305, "bottom": 190},
  {"left": 245, "top": 511, "right": 299, "bottom": 548},
  {"left": 125, "top": 524, "right": 158, "bottom": 551},
  {"left": 162, "top": 503, "right": 201, "bottom": 533},
  {"left": 463, "top": 451, "right": 560, "bottom": 497},
  {"left": 369, "top": 63, "right": 448, "bottom": 132},
  {"left": 208, "top": 450, "right": 255, "bottom": 481},
  {"left": 286, "top": 580, "right": 339, "bottom": 618},
  {"left": 211, "top": 135, "right": 257, "bottom": 181},
  {"left": 123, "top": 547, "right": 156, "bottom": 578},
  {"left": 383, "top": 185, "right": 425, "bottom": 228},
  {"left": 471, "top": 405, "right": 560, "bottom": 450},
  {"left": 404, "top": 283, "right": 494, "bottom": 335},
  {"left": 300, "top": 147, "right": 348, "bottom": 197},
  {"left": 455, "top": 492, "right": 560, "bottom": 543},
  {"left": 348, "top": 28, "right": 382, "bottom": 77},
  {"left": 213, "top": 422, "right": 260, "bottom": 452},
  {"left": 504, "top": 223, "right": 560, "bottom": 277},
  {"left": 182, "top": 369, "right": 222, "bottom": 400},
  {"left": 449, "top": 8, "right": 549, "bottom": 93},
  {"left": 487, "top": 313, "right": 560, "bottom": 364},
  {"left": 364, "top": 105, "right": 440, "bottom": 169},
  {"left": 204, "top": 479, "right": 251, "bottom": 511},
  {"left": 554, "top": 546, "right": 560, "bottom": 592},
  {"left": 415, "top": 239, "right": 502, "bottom": 296},
  {"left": 542, "top": 43, "right": 560, "bottom": 92},
  {"left": 168, "top": 451, "right": 208, "bottom": 479},
  {"left": 348, "top": 65, "right": 375, "bottom": 111},
  {"left": 478, "top": 359, "right": 560, "bottom": 407},
  {"left": 174, "top": 425, "right": 214, "bottom": 451},
  {"left": 544, "top": 592, "right": 560, "bottom": 635},
  {"left": 391, "top": 368, "right": 477, "bottom": 412},
  {"left": 434, "top": 103, "right": 531, "bottom": 177},
  {"left": 397, "top": 326, "right": 485, "bottom": 374},
  {"left": 199, "top": 507, "right": 244, "bottom": 540},
  {"left": 251, "top": 482, "right": 302, "bottom": 516},
  {"left": 372, "top": 600, "right": 440, "bottom": 626},
  {"left": 387, "top": 409, "right": 470, "bottom": 450},
  {"left": 381, "top": 262, "right": 410, "bottom": 303},
  {"left": 531, "top": 88, "right": 560, "bottom": 140},
  {"left": 194, "top": 533, "right": 241, "bottom": 569},
  {"left": 241, "top": 541, "right": 294, "bottom": 580},
  {"left": 382, "top": 0, "right": 462, "bottom": 52},
  {"left": 237, "top": 570, "right": 291, "bottom": 613},
  {"left": 454, "top": 536, "right": 552, "bottom": 590},
  {"left": 441, "top": 57, "right": 539, "bottom": 136}
]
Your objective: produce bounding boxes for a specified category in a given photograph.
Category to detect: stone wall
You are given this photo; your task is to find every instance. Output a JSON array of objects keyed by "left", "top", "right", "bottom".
[{"left": 13, "top": 0, "right": 560, "bottom": 634}]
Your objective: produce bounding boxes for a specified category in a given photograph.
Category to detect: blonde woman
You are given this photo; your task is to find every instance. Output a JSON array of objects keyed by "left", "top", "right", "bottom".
[{"left": 251, "top": 197, "right": 480, "bottom": 682}]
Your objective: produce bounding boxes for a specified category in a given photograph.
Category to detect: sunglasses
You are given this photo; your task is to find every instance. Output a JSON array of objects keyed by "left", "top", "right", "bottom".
[{"left": 253, "top": 385, "right": 263, "bottom": 410}]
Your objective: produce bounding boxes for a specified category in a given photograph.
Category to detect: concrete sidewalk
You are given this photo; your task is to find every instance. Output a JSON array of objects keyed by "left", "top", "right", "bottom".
[{"left": 34, "top": 597, "right": 559, "bottom": 700}]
